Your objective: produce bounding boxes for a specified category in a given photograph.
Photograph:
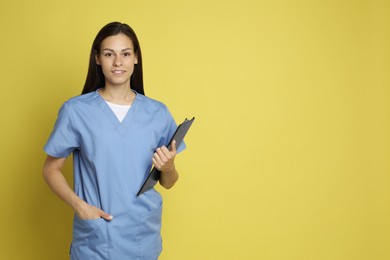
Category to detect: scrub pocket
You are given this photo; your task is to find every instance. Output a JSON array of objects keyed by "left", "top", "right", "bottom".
[
  {"left": 70, "top": 216, "right": 109, "bottom": 260},
  {"left": 138, "top": 205, "right": 163, "bottom": 259},
  {"left": 107, "top": 206, "right": 162, "bottom": 260}
]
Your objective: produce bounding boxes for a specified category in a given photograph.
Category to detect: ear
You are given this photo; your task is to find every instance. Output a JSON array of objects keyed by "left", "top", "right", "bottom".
[
  {"left": 134, "top": 53, "right": 138, "bottom": 64},
  {"left": 95, "top": 53, "right": 101, "bottom": 65}
]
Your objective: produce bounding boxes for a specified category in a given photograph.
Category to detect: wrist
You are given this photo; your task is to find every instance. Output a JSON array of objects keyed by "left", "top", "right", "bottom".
[
  {"left": 162, "top": 166, "right": 177, "bottom": 175},
  {"left": 71, "top": 196, "right": 85, "bottom": 212}
]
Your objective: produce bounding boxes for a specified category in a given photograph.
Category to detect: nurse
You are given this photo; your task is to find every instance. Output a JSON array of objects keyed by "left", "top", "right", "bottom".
[{"left": 42, "top": 22, "right": 185, "bottom": 259}]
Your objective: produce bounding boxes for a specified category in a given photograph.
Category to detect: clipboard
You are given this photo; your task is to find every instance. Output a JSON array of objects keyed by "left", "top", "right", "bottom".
[{"left": 137, "top": 117, "right": 195, "bottom": 196}]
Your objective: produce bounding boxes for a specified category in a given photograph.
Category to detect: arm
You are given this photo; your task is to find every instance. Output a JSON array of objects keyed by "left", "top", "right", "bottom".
[
  {"left": 42, "top": 155, "right": 113, "bottom": 220},
  {"left": 154, "top": 140, "right": 179, "bottom": 189}
]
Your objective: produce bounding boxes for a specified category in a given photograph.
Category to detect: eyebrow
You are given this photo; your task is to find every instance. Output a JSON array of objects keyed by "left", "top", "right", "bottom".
[{"left": 102, "top": 48, "right": 133, "bottom": 52}]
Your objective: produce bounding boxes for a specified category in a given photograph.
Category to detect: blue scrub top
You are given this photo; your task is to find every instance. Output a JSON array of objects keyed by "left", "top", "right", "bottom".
[{"left": 44, "top": 89, "right": 185, "bottom": 260}]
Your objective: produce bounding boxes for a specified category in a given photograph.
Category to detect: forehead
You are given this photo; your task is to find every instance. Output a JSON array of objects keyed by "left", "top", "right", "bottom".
[{"left": 101, "top": 33, "right": 134, "bottom": 50}]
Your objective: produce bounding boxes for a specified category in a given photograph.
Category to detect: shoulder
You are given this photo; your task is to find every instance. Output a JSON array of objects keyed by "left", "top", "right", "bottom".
[
  {"left": 136, "top": 94, "right": 176, "bottom": 126},
  {"left": 136, "top": 93, "right": 170, "bottom": 113},
  {"left": 53, "top": 91, "right": 99, "bottom": 120},
  {"left": 65, "top": 91, "right": 98, "bottom": 107},
  {"left": 58, "top": 91, "right": 99, "bottom": 112}
]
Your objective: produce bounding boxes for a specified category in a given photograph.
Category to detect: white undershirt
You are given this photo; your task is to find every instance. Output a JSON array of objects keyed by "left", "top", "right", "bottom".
[{"left": 105, "top": 101, "right": 131, "bottom": 122}]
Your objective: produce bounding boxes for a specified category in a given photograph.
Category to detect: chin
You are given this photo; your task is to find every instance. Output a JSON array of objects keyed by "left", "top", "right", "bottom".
[{"left": 109, "top": 81, "right": 131, "bottom": 87}]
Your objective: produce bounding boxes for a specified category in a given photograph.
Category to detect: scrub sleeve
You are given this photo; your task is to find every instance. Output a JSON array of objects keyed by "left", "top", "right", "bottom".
[{"left": 44, "top": 90, "right": 185, "bottom": 260}]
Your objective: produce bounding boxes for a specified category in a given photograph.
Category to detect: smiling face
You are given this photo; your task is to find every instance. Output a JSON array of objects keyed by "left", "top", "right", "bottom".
[{"left": 96, "top": 33, "right": 138, "bottom": 88}]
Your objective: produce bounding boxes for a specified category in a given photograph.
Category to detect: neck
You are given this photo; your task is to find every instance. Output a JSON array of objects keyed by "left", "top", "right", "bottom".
[{"left": 99, "top": 85, "right": 135, "bottom": 105}]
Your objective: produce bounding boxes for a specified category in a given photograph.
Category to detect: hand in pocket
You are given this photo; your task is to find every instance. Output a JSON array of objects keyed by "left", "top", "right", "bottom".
[{"left": 75, "top": 200, "right": 113, "bottom": 220}]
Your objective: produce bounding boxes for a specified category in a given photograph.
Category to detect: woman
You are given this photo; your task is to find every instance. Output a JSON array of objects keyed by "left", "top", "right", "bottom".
[{"left": 43, "top": 22, "right": 185, "bottom": 259}]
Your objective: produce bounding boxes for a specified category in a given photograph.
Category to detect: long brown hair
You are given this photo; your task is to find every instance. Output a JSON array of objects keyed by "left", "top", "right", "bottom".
[{"left": 82, "top": 22, "right": 144, "bottom": 95}]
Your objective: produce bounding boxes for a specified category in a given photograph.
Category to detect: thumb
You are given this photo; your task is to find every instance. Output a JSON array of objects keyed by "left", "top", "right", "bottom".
[
  {"left": 100, "top": 210, "right": 113, "bottom": 221},
  {"left": 171, "top": 140, "right": 177, "bottom": 153}
]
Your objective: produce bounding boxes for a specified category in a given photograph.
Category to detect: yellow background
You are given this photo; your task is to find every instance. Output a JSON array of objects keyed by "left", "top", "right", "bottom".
[{"left": 0, "top": 0, "right": 389, "bottom": 259}]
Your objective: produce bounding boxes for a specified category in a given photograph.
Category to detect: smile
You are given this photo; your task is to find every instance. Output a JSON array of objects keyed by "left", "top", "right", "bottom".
[{"left": 112, "top": 70, "right": 126, "bottom": 74}]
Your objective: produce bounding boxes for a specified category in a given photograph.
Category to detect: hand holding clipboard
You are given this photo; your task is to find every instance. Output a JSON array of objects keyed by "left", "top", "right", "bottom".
[{"left": 137, "top": 117, "right": 195, "bottom": 196}]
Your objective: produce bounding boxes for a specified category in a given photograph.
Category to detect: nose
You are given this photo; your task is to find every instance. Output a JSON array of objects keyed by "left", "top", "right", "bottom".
[{"left": 113, "top": 55, "right": 122, "bottom": 66}]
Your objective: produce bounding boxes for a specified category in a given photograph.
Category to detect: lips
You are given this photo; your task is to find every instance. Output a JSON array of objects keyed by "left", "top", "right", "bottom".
[{"left": 112, "top": 70, "right": 126, "bottom": 74}]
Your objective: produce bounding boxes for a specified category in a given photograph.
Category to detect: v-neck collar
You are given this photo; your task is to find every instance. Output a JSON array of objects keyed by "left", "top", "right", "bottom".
[{"left": 95, "top": 88, "right": 139, "bottom": 136}]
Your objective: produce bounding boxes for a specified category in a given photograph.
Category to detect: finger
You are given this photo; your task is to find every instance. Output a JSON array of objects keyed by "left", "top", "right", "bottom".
[
  {"left": 159, "top": 146, "right": 173, "bottom": 159},
  {"left": 152, "top": 157, "right": 160, "bottom": 168},
  {"left": 153, "top": 152, "right": 164, "bottom": 167},
  {"left": 171, "top": 140, "right": 177, "bottom": 154},
  {"left": 100, "top": 210, "right": 113, "bottom": 221},
  {"left": 152, "top": 157, "right": 158, "bottom": 167},
  {"left": 156, "top": 148, "right": 168, "bottom": 161},
  {"left": 153, "top": 157, "right": 166, "bottom": 171}
]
